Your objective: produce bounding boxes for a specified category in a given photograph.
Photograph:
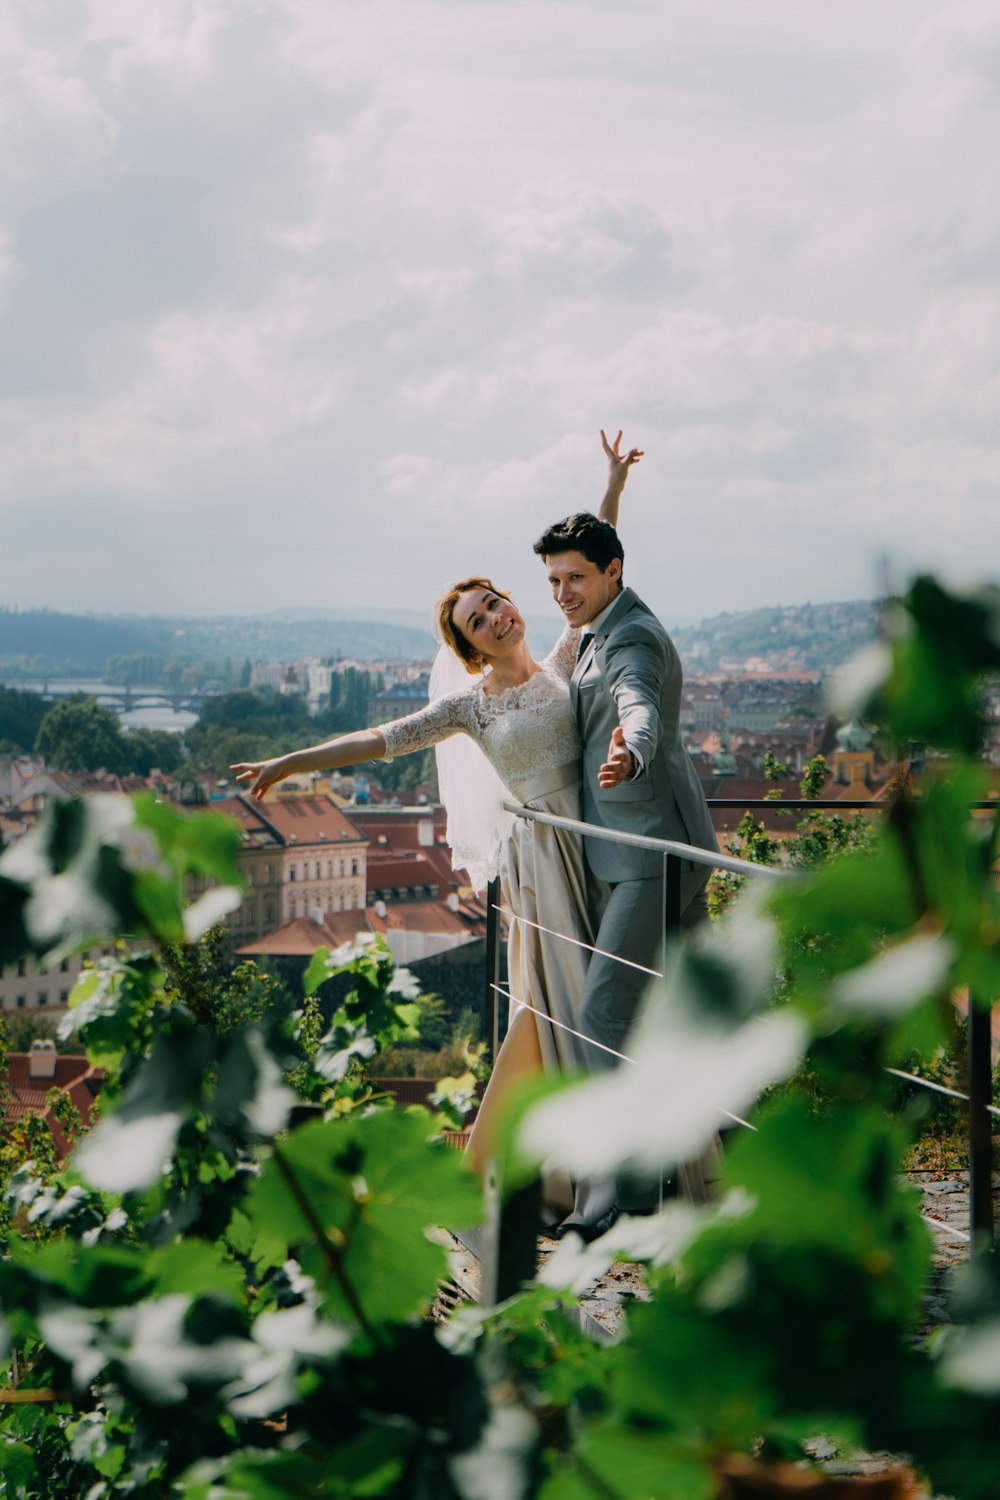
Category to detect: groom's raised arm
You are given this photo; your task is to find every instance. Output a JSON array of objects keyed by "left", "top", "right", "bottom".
[{"left": 597, "top": 429, "right": 643, "bottom": 528}]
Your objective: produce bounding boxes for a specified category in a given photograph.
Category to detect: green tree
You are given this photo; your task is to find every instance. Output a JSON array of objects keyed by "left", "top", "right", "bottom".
[
  {"left": 0, "top": 1012, "right": 79, "bottom": 1055},
  {"left": 122, "top": 726, "right": 184, "bottom": 776},
  {"left": 34, "top": 697, "right": 131, "bottom": 774},
  {"left": 0, "top": 685, "right": 49, "bottom": 754},
  {"left": 158, "top": 923, "right": 289, "bottom": 1035}
]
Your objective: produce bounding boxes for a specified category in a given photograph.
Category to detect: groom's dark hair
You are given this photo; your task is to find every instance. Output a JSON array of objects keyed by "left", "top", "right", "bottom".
[{"left": 533, "top": 512, "right": 625, "bottom": 574}]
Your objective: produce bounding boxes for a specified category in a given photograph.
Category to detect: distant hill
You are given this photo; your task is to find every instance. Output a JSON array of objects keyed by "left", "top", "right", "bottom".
[
  {"left": 0, "top": 608, "right": 436, "bottom": 677},
  {"left": 672, "top": 599, "right": 879, "bottom": 675},
  {"left": 0, "top": 598, "right": 878, "bottom": 682}
]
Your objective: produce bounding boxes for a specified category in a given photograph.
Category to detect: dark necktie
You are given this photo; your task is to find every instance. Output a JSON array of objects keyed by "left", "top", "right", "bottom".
[{"left": 576, "top": 632, "right": 593, "bottom": 662}]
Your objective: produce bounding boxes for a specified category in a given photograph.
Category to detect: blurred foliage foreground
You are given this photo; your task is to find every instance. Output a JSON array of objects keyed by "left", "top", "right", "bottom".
[{"left": 1, "top": 572, "right": 1000, "bottom": 1500}]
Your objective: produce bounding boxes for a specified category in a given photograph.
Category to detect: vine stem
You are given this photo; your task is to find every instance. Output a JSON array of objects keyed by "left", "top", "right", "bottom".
[
  {"left": 573, "top": 1454, "right": 630, "bottom": 1500},
  {"left": 271, "top": 1143, "right": 377, "bottom": 1344}
]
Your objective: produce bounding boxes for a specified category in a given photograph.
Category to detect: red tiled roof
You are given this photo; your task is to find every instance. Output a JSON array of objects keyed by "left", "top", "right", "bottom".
[
  {"left": 3, "top": 1052, "right": 105, "bottom": 1161},
  {"left": 213, "top": 796, "right": 282, "bottom": 848},
  {"left": 366, "top": 856, "right": 442, "bottom": 891},
  {"left": 236, "top": 912, "right": 374, "bottom": 956},
  {"left": 348, "top": 812, "right": 467, "bottom": 888},
  {"left": 367, "top": 899, "right": 484, "bottom": 937},
  {"left": 256, "top": 796, "right": 366, "bottom": 848}
]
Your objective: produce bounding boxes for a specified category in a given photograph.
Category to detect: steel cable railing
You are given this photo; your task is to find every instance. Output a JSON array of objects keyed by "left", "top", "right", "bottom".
[
  {"left": 489, "top": 978, "right": 760, "bottom": 1133},
  {"left": 475, "top": 797, "right": 996, "bottom": 1300}
]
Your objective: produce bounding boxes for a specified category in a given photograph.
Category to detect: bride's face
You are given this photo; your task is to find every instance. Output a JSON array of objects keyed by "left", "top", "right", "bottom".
[{"left": 453, "top": 587, "right": 526, "bottom": 664}]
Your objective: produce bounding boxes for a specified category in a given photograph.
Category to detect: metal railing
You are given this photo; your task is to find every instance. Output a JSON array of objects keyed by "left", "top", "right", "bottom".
[{"left": 476, "top": 798, "right": 997, "bottom": 1303}]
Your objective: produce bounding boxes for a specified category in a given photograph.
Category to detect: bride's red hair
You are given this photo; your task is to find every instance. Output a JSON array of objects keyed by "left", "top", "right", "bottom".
[{"left": 435, "top": 576, "right": 513, "bottom": 675}]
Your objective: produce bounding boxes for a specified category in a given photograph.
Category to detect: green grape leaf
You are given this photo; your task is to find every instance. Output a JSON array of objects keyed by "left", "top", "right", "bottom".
[
  {"left": 519, "top": 1003, "right": 804, "bottom": 1184},
  {"left": 211, "top": 1026, "right": 296, "bottom": 1141},
  {"left": 719, "top": 1094, "right": 930, "bottom": 1321},
  {"left": 6, "top": 1237, "right": 150, "bottom": 1308},
  {"left": 541, "top": 1422, "right": 714, "bottom": 1500},
  {"left": 145, "top": 1240, "right": 247, "bottom": 1304},
  {"left": 74, "top": 1028, "right": 214, "bottom": 1192},
  {"left": 246, "top": 1111, "right": 482, "bottom": 1327}
]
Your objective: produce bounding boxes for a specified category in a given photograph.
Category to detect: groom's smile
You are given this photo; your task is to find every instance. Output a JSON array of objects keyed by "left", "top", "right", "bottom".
[{"left": 544, "top": 549, "right": 623, "bottom": 628}]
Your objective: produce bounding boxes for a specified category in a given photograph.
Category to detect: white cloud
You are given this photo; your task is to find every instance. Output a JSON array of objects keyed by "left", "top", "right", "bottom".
[
  {"left": 0, "top": 15, "right": 117, "bottom": 186},
  {"left": 0, "top": 0, "right": 998, "bottom": 618}
]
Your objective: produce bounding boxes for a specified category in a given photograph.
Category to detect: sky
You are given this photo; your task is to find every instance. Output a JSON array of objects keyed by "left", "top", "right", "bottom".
[{"left": 2, "top": 0, "right": 999, "bottom": 628}]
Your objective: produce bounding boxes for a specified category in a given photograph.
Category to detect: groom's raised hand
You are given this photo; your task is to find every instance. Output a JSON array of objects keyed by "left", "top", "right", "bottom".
[{"left": 598, "top": 726, "right": 636, "bottom": 788}]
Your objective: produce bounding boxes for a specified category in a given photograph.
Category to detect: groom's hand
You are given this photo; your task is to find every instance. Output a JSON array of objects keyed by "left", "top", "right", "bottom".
[{"left": 598, "top": 726, "right": 635, "bottom": 788}]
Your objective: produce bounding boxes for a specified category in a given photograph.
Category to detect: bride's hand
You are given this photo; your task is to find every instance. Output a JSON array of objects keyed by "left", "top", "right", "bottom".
[
  {"left": 601, "top": 429, "right": 643, "bottom": 490},
  {"left": 231, "top": 756, "right": 288, "bottom": 801}
]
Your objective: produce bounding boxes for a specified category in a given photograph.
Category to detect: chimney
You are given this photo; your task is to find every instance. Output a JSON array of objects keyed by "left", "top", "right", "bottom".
[
  {"left": 418, "top": 818, "right": 434, "bottom": 847},
  {"left": 28, "top": 1039, "right": 58, "bottom": 1080},
  {"left": 446, "top": 893, "right": 460, "bottom": 913}
]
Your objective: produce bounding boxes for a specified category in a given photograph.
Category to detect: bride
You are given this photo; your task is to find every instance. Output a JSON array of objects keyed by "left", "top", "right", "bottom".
[{"left": 231, "top": 432, "right": 642, "bottom": 1234}]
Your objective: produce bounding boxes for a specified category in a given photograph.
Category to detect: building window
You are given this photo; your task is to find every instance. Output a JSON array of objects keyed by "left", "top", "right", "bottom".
[
  {"left": 60, "top": 958, "right": 70, "bottom": 973},
  {"left": 16, "top": 995, "right": 26, "bottom": 1009},
  {"left": 17, "top": 958, "right": 26, "bottom": 977},
  {"left": 289, "top": 866, "right": 296, "bottom": 881},
  {"left": 60, "top": 990, "right": 69, "bottom": 1004},
  {"left": 37, "top": 993, "right": 46, "bottom": 1006},
  {"left": 351, "top": 859, "right": 359, "bottom": 876}
]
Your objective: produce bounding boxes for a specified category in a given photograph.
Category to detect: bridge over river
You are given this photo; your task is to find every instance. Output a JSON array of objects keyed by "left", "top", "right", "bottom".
[{"left": 5, "top": 678, "right": 209, "bottom": 732}]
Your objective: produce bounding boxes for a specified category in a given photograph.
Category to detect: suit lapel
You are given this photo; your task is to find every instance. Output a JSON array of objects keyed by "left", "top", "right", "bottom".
[
  {"left": 594, "top": 587, "right": 635, "bottom": 647},
  {"left": 570, "top": 589, "right": 634, "bottom": 715}
]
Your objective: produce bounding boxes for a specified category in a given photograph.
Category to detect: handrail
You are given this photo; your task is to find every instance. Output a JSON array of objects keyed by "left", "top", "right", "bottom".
[
  {"left": 477, "top": 792, "right": 996, "bottom": 1300},
  {"left": 501, "top": 798, "right": 791, "bottom": 880}
]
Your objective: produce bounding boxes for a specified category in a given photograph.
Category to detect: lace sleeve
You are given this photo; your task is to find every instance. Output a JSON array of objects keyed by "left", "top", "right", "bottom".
[
  {"left": 544, "top": 622, "right": 583, "bottom": 682},
  {"left": 377, "top": 691, "right": 474, "bottom": 761}
]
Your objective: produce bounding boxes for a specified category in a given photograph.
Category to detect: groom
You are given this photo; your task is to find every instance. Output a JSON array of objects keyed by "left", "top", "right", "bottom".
[{"left": 533, "top": 510, "right": 719, "bottom": 1229}]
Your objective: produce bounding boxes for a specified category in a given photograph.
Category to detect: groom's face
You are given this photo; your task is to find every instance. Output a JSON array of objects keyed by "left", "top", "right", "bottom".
[{"left": 544, "top": 549, "right": 622, "bottom": 628}]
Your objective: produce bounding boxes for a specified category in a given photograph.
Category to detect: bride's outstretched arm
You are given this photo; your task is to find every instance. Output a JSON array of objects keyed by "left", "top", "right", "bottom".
[
  {"left": 597, "top": 428, "right": 643, "bottom": 528},
  {"left": 232, "top": 691, "right": 471, "bottom": 800},
  {"left": 231, "top": 728, "right": 387, "bottom": 801}
]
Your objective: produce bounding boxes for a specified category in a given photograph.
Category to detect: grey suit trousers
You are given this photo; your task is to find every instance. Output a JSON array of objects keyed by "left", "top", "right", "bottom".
[{"left": 579, "top": 868, "right": 709, "bottom": 1069}]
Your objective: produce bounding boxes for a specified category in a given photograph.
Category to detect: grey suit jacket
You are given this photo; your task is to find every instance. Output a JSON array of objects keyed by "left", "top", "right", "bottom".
[{"left": 570, "top": 586, "right": 719, "bottom": 883}]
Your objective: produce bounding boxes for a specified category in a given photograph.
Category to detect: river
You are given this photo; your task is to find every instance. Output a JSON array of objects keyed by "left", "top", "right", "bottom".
[{"left": 4, "top": 679, "right": 200, "bottom": 735}]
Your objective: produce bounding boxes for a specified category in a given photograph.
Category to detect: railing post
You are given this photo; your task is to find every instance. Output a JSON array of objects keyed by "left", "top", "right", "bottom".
[
  {"left": 664, "top": 850, "right": 682, "bottom": 939},
  {"left": 968, "top": 991, "right": 995, "bottom": 1245},
  {"left": 482, "top": 1171, "right": 542, "bottom": 1306},
  {"left": 483, "top": 876, "right": 501, "bottom": 1068}
]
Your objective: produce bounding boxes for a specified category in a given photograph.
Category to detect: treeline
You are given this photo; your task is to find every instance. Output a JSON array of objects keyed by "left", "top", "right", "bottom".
[
  {"left": 0, "top": 686, "right": 179, "bottom": 775},
  {"left": 0, "top": 606, "right": 435, "bottom": 677},
  {"left": 672, "top": 598, "right": 878, "bottom": 671},
  {"left": 0, "top": 609, "right": 174, "bottom": 676},
  {"left": 103, "top": 653, "right": 236, "bottom": 689},
  {"left": 1, "top": 673, "right": 433, "bottom": 792},
  {"left": 0, "top": 686, "right": 49, "bottom": 757}
]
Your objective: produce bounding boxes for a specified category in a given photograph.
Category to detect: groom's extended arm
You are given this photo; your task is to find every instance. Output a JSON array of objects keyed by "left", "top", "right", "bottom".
[{"left": 598, "top": 619, "right": 676, "bottom": 785}]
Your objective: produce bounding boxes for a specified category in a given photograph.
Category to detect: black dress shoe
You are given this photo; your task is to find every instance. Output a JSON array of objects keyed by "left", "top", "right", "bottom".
[{"left": 554, "top": 1204, "right": 620, "bottom": 1244}]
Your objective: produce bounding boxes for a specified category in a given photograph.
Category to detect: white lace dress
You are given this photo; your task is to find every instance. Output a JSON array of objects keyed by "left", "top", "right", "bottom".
[{"left": 379, "top": 628, "right": 609, "bottom": 1225}]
